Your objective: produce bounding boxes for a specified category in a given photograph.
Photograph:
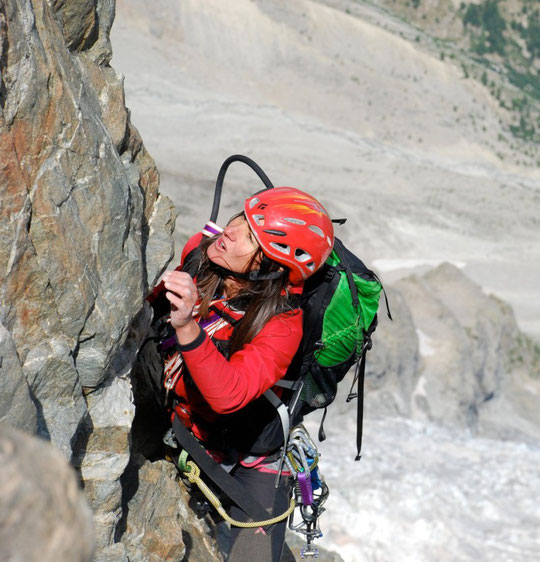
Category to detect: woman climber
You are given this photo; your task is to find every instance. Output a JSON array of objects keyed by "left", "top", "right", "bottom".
[{"left": 148, "top": 186, "right": 334, "bottom": 561}]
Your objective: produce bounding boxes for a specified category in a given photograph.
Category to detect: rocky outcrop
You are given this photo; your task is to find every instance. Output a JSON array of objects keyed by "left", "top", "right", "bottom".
[
  {"left": 366, "top": 263, "right": 540, "bottom": 442},
  {"left": 0, "top": 0, "right": 181, "bottom": 559},
  {"left": 0, "top": 423, "right": 95, "bottom": 561},
  {"left": 120, "top": 458, "right": 223, "bottom": 561},
  {"left": 362, "top": 286, "right": 420, "bottom": 418}
]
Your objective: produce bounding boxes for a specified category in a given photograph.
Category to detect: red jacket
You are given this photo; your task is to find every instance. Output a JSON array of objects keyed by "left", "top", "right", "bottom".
[{"left": 150, "top": 233, "right": 303, "bottom": 446}]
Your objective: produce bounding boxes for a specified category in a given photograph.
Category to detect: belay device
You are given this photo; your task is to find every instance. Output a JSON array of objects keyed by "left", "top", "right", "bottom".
[{"left": 165, "top": 155, "right": 388, "bottom": 559}]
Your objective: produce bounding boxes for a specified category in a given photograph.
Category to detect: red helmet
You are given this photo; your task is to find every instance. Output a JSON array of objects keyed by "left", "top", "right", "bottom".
[{"left": 244, "top": 187, "right": 334, "bottom": 283}]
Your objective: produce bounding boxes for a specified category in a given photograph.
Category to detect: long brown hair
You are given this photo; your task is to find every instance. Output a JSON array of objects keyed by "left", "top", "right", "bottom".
[{"left": 194, "top": 235, "right": 296, "bottom": 355}]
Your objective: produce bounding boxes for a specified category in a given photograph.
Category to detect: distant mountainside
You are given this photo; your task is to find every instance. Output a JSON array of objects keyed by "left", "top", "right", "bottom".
[{"left": 321, "top": 0, "right": 539, "bottom": 159}]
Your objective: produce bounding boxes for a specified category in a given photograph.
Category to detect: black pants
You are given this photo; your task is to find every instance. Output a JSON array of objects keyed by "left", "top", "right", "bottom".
[{"left": 227, "top": 465, "right": 291, "bottom": 562}]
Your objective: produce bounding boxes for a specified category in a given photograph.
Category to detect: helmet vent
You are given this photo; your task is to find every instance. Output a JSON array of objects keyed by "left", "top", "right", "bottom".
[
  {"left": 264, "top": 229, "right": 287, "bottom": 237},
  {"left": 306, "top": 262, "right": 316, "bottom": 272},
  {"left": 308, "top": 225, "right": 325, "bottom": 238},
  {"left": 295, "top": 249, "right": 313, "bottom": 263},
  {"left": 270, "top": 242, "right": 291, "bottom": 255},
  {"left": 253, "top": 214, "right": 266, "bottom": 226},
  {"left": 248, "top": 197, "right": 260, "bottom": 209},
  {"left": 284, "top": 217, "right": 306, "bottom": 225}
]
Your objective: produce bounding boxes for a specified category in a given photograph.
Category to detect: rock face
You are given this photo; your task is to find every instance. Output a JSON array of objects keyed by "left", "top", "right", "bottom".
[
  {"left": 0, "top": 0, "right": 188, "bottom": 559},
  {"left": 120, "top": 457, "right": 223, "bottom": 562},
  {"left": 0, "top": 0, "right": 173, "bottom": 447}
]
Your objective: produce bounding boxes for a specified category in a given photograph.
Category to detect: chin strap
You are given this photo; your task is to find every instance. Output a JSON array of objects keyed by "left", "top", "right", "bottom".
[{"left": 209, "top": 262, "right": 285, "bottom": 282}]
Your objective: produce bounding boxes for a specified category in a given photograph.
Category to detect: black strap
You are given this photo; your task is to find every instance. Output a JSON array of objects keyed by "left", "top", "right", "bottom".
[
  {"left": 345, "top": 332, "right": 373, "bottom": 461},
  {"left": 211, "top": 155, "right": 275, "bottom": 224},
  {"left": 273, "top": 379, "right": 298, "bottom": 390},
  {"left": 171, "top": 416, "right": 274, "bottom": 530},
  {"left": 334, "top": 240, "right": 359, "bottom": 308},
  {"left": 182, "top": 246, "right": 202, "bottom": 278},
  {"left": 318, "top": 407, "right": 328, "bottom": 442},
  {"left": 354, "top": 352, "right": 366, "bottom": 461},
  {"left": 209, "top": 304, "right": 242, "bottom": 327},
  {"left": 370, "top": 271, "right": 393, "bottom": 321},
  {"left": 263, "top": 389, "right": 292, "bottom": 486}
]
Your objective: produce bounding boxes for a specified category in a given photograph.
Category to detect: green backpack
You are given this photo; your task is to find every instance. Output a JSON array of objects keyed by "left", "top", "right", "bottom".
[{"left": 284, "top": 236, "right": 388, "bottom": 460}]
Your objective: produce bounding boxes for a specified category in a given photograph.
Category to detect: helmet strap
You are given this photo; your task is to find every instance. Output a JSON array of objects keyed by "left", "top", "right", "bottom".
[{"left": 209, "top": 262, "right": 285, "bottom": 282}]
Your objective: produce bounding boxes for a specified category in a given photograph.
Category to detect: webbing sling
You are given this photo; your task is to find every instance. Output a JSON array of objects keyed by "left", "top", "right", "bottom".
[
  {"left": 346, "top": 349, "right": 367, "bottom": 461},
  {"left": 171, "top": 415, "right": 274, "bottom": 531},
  {"left": 345, "top": 324, "right": 375, "bottom": 461}
]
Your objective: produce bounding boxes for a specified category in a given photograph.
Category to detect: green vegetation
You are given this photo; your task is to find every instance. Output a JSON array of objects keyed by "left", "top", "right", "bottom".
[
  {"left": 371, "top": 0, "right": 540, "bottom": 149},
  {"left": 517, "top": 8, "right": 540, "bottom": 58},
  {"left": 510, "top": 115, "right": 535, "bottom": 140},
  {"left": 459, "top": 1, "right": 540, "bottom": 105},
  {"left": 509, "top": 335, "right": 540, "bottom": 379},
  {"left": 462, "top": 0, "right": 506, "bottom": 55}
]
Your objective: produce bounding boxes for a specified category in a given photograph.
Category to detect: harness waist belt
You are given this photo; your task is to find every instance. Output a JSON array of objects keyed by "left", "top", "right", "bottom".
[{"left": 171, "top": 415, "right": 275, "bottom": 531}]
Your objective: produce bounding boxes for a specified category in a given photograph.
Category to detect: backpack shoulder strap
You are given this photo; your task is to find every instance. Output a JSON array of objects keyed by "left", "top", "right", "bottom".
[{"left": 181, "top": 245, "right": 203, "bottom": 278}]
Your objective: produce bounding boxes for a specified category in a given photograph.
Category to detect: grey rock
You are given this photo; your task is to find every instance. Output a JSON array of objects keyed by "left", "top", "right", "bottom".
[
  {"left": 22, "top": 337, "right": 87, "bottom": 457},
  {"left": 49, "top": 0, "right": 99, "bottom": 52},
  {"left": 49, "top": 0, "right": 116, "bottom": 65},
  {"left": 93, "top": 543, "right": 129, "bottom": 562},
  {"left": 0, "top": 422, "right": 95, "bottom": 562},
  {"left": 0, "top": 0, "right": 175, "bottom": 557},
  {"left": 75, "top": 375, "right": 135, "bottom": 551},
  {"left": 0, "top": 321, "right": 37, "bottom": 434},
  {"left": 364, "top": 286, "right": 420, "bottom": 418},
  {"left": 0, "top": 0, "right": 173, "bottom": 430},
  {"left": 121, "top": 458, "right": 223, "bottom": 562},
  {"left": 395, "top": 267, "right": 479, "bottom": 429}
]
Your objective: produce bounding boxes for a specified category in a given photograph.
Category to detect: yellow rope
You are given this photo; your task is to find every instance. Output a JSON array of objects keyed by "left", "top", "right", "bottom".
[{"left": 182, "top": 460, "right": 296, "bottom": 528}]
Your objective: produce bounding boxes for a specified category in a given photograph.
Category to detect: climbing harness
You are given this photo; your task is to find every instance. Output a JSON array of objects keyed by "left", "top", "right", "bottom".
[
  {"left": 285, "top": 425, "right": 329, "bottom": 558},
  {"left": 170, "top": 415, "right": 279, "bottom": 531},
  {"left": 175, "top": 449, "right": 296, "bottom": 529},
  {"left": 171, "top": 423, "right": 328, "bottom": 558}
]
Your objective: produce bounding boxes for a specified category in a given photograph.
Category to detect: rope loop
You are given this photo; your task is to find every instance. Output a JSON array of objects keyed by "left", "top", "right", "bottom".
[{"left": 178, "top": 457, "right": 295, "bottom": 528}]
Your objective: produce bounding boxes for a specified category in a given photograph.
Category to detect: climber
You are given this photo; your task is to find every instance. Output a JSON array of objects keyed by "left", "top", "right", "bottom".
[{"left": 148, "top": 186, "right": 334, "bottom": 562}]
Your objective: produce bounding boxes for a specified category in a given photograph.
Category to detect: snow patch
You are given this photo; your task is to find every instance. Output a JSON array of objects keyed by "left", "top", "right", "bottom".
[{"left": 416, "top": 329, "right": 436, "bottom": 357}]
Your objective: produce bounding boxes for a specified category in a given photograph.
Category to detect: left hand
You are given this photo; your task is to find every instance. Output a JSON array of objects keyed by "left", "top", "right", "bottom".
[{"left": 162, "top": 271, "right": 198, "bottom": 329}]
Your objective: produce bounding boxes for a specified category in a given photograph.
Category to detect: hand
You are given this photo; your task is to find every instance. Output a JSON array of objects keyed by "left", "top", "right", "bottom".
[{"left": 162, "top": 271, "right": 198, "bottom": 329}]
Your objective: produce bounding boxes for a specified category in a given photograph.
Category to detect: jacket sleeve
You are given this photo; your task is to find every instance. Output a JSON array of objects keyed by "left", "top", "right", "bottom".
[{"left": 180, "top": 310, "right": 303, "bottom": 414}]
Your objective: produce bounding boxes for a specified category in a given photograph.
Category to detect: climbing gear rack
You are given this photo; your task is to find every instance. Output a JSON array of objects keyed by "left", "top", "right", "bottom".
[{"left": 286, "top": 425, "right": 329, "bottom": 558}]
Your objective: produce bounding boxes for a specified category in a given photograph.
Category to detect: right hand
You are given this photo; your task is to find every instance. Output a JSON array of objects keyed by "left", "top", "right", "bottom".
[{"left": 162, "top": 271, "right": 198, "bottom": 329}]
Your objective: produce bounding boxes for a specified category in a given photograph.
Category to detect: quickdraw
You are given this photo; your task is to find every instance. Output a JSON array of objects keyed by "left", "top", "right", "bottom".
[{"left": 286, "top": 425, "right": 329, "bottom": 558}]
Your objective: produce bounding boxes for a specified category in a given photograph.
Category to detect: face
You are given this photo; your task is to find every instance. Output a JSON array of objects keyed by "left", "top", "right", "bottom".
[{"left": 207, "top": 214, "right": 261, "bottom": 273}]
